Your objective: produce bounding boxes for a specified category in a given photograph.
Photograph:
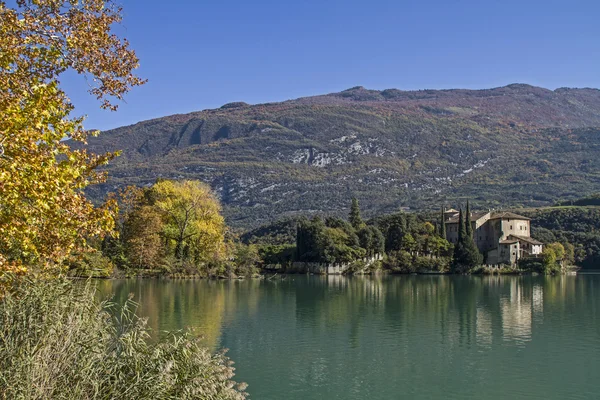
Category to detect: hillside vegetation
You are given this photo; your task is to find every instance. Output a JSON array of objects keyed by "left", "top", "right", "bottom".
[
  {"left": 80, "top": 84, "right": 600, "bottom": 228},
  {"left": 523, "top": 205, "right": 600, "bottom": 268}
]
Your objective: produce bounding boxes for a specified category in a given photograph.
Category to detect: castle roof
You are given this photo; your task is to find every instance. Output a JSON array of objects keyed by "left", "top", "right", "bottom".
[
  {"left": 508, "top": 234, "right": 543, "bottom": 245},
  {"left": 445, "top": 211, "right": 489, "bottom": 224},
  {"left": 499, "top": 239, "right": 519, "bottom": 244},
  {"left": 489, "top": 211, "right": 530, "bottom": 221}
]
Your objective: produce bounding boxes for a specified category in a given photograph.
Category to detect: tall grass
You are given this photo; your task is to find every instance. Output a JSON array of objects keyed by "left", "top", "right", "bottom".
[{"left": 0, "top": 276, "right": 247, "bottom": 399}]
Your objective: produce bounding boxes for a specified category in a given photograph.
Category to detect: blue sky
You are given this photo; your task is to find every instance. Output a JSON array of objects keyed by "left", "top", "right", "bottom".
[{"left": 59, "top": 0, "right": 600, "bottom": 131}]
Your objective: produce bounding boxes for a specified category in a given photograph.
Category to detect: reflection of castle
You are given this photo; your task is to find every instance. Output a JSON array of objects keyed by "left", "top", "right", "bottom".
[
  {"left": 500, "top": 279, "right": 532, "bottom": 343},
  {"left": 444, "top": 209, "right": 543, "bottom": 265},
  {"left": 474, "top": 278, "right": 546, "bottom": 346}
]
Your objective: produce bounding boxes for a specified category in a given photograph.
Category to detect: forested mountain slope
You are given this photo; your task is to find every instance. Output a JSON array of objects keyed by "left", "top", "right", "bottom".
[{"left": 81, "top": 84, "right": 600, "bottom": 228}]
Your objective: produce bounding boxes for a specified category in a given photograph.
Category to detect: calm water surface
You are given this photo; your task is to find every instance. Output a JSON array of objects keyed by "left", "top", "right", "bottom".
[{"left": 97, "top": 274, "right": 600, "bottom": 399}]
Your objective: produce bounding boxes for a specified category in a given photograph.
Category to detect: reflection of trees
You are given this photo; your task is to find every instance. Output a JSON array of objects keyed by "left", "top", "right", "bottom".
[
  {"left": 95, "top": 275, "right": 589, "bottom": 355},
  {"left": 94, "top": 274, "right": 599, "bottom": 399},
  {"left": 95, "top": 280, "right": 244, "bottom": 351}
]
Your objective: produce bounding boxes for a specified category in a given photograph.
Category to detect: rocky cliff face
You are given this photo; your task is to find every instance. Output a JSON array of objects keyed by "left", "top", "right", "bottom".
[{"left": 81, "top": 84, "right": 600, "bottom": 228}]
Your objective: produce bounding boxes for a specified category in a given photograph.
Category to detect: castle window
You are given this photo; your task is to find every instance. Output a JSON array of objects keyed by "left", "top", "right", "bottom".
[{"left": 510, "top": 225, "right": 513, "bottom": 230}]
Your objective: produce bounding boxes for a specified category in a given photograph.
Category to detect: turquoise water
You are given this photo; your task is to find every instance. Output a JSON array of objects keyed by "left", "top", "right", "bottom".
[{"left": 97, "top": 274, "right": 600, "bottom": 399}]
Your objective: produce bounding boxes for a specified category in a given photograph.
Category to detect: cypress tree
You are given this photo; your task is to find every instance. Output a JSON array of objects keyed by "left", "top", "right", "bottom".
[
  {"left": 466, "top": 200, "right": 473, "bottom": 238},
  {"left": 295, "top": 223, "right": 304, "bottom": 261},
  {"left": 349, "top": 198, "right": 363, "bottom": 230},
  {"left": 440, "top": 206, "right": 446, "bottom": 238},
  {"left": 452, "top": 206, "right": 483, "bottom": 273},
  {"left": 458, "top": 208, "right": 466, "bottom": 243}
]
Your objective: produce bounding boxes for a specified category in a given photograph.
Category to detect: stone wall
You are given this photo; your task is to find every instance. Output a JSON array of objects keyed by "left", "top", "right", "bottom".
[{"left": 291, "top": 254, "right": 383, "bottom": 275}]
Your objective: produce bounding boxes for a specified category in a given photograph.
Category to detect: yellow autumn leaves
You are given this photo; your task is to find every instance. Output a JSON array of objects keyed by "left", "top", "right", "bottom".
[
  {"left": 117, "top": 180, "right": 227, "bottom": 270},
  {"left": 0, "top": 0, "right": 144, "bottom": 272}
]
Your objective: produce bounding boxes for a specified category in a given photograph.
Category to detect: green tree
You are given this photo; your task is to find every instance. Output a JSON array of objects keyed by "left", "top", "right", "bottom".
[
  {"left": 380, "top": 214, "right": 406, "bottom": 252},
  {"left": 439, "top": 206, "right": 447, "bottom": 238},
  {"left": 349, "top": 198, "right": 363, "bottom": 230},
  {"left": 452, "top": 208, "right": 482, "bottom": 273},
  {"left": 542, "top": 242, "right": 566, "bottom": 273},
  {"left": 370, "top": 226, "right": 385, "bottom": 256},
  {"left": 296, "top": 217, "right": 365, "bottom": 263},
  {"left": 465, "top": 200, "right": 473, "bottom": 238},
  {"left": 357, "top": 227, "right": 373, "bottom": 255},
  {"left": 563, "top": 242, "right": 575, "bottom": 266},
  {"left": 401, "top": 233, "right": 417, "bottom": 254},
  {"left": 231, "top": 243, "right": 260, "bottom": 276},
  {"left": 325, "top": 217, "right": 360, "bottom": 248}
]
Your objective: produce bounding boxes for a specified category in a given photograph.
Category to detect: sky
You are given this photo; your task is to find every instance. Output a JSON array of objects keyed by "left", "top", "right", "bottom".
[{"left": 58, "top": 0, "right": 600, "bottom": 131}]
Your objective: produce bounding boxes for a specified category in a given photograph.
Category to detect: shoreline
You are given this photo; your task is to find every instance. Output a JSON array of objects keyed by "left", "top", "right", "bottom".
[{"left": 79, "top": 267, "right": 589, "bottom": 280}]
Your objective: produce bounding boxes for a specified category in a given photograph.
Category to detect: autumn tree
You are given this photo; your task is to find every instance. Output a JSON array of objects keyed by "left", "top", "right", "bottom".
[
  {"left": 542, "top": 242, "right": 566, "bottom": 273},
  {"left": 123, "top": 206, "right": 164, "bottom": 270},
  {"left": 0, "top": 0, "right": 144, "bottom": 272},
  {"left": 150, "top": 180, "right": 226, "bottom": 264}
]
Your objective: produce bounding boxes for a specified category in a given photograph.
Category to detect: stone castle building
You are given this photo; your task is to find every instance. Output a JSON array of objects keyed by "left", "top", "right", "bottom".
[{"left": 444, "top": 209, "right": 543, "bottom": 265}]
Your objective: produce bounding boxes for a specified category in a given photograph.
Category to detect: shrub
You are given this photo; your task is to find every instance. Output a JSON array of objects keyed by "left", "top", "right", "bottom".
[
  {"left": 67, "top": 250, "right": 115, "bottom": 278},
  {"left": 0, "top": 276, "right": 247, "bottom": 399}
]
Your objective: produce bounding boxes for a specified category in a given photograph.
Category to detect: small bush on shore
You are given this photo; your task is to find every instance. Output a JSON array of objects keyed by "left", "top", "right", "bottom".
[{"left": 0, "top": 276, "right": 247, "bottom": 400}]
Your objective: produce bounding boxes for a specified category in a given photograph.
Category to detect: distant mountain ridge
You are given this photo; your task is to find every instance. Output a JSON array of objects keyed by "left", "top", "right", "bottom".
[{"left": 81, "top": 84, "right": 600, "bottom": 228}]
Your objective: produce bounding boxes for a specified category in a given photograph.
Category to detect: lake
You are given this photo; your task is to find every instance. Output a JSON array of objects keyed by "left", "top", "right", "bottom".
[{"left": 96, "top": 274, "right": 600, "bottom": 399}]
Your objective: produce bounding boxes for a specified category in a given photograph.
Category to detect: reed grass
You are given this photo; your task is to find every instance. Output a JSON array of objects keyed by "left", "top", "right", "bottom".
[{"left": 0, "top": 276, "right": 247, "bottom": 399}]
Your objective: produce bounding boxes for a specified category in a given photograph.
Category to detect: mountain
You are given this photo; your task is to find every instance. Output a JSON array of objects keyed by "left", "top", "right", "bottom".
[{"left": 81, "top": 84, "right": 600, "bottom": 228}]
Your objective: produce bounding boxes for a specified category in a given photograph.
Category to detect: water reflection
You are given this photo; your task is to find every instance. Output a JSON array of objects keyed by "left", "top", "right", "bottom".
[
  {"left": 95, "top": 275, "right": 595, "bottom": 351},
  {"left": 96, "top": 274, "right": 600, "bottom": 400},
  {"left": 500, "top": 279, "right": 532, "bottom": 344}
]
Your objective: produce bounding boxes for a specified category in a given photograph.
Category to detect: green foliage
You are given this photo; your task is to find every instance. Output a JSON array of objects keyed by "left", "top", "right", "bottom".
[
  {"left": 439, "top": 207, "right": 446, "bottom": 238},
  {"left": 357, "top": 226, "right": 385, "bottom": 256},
  {"left": 382, "top": 251, "right": 449, "bottom": 273},
  {"left": 556, "top": 193, "right": 600, "bottom": 207},
  {"left": 67, "top": 250, "right": 114, "bottom": 278},
  {"left": 230, "top": 243, "right": 260, "bottom": 277},
  {"left": 256, "top": 244, "right": 296, "bottom": 268},
  {"left": 465, "top": 201, "right": 473, "bottom": 238},
  {"left": 296, "top": 216, "right": 368, "bottom": 263},
  {"left": 452, "top": 208, "right": 483, "bottom": 273},
  {"left": 524, "top": 206, "right": 600, "bottom": 268},
  {"left": 349, "top": 198, "right": 363, "bottom": 230},
  {"left": 0, "top": 276, "right": 247, "bottom": 399},
  {"left": 539, "top": 242, "right": 566, "bottom": 274},
  {"left": 241, "top": 217, "right": 305, "bottom": 245}
]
